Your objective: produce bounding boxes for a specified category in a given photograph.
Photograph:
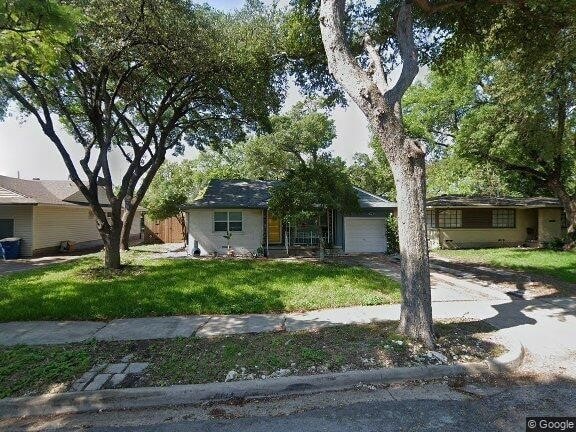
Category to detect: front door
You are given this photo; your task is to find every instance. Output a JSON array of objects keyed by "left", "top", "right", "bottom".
[{"left": 268, "top": 214, "right": 282, "bottom": 244}]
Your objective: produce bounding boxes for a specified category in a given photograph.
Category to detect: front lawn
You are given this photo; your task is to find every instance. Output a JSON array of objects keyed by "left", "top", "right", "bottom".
[
  {"left": 0, "top": 321, "right": 499, "bottom": 399},
  {"left": 433, "top": 248, "right": 576, "bottom": 283},
  {"left": 0, "top": 257, "right": 400, "bottom": 321}
]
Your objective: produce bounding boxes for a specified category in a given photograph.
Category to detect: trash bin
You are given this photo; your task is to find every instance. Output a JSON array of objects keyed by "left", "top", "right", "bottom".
[{"left": 0, "top": 237, "right": 22, "bottom": 260}]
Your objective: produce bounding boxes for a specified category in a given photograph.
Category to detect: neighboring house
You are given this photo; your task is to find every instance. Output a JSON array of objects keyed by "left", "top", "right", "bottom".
[
  {"left": 427, "top": 195, "right": 567, "bottom": 249},
  {"left": 183, "top": 179, "right": 396, "bottom": 256},
  {"left": 0, "top": 175, "right": 143, "bottom": 257}
]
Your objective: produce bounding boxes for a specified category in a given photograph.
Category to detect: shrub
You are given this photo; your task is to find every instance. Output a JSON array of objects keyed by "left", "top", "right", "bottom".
[
  {"left": 386, "top": 214, "right": 400, "bottom": 254},
  {"left": 547, "top": 237, "right": 566, "bottom": 251}
]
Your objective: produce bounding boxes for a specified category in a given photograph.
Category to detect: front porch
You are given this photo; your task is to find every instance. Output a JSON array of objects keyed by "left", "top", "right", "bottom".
[{"left": 263, "top": 209, "right": 339, "bottom": 257}]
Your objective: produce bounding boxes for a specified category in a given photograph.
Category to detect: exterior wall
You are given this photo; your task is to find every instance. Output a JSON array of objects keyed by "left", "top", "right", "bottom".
[
  {"left": 538, "top": 208, "right": 563, "bottom": 242},
  {"left": 428, "top": 208, "right": 538, "bottom": 249},
  {"left": 187, "top": 208, "right": 264, "bottom": 256},
  {"left": 32, "top": 205, "right": 142, "bottom": 255},
  {"left": 337, "top": 208, "right": 393, "bottom": 251},
  {"left": 0, "top": 204, "right": 34, "bottom": 257}
]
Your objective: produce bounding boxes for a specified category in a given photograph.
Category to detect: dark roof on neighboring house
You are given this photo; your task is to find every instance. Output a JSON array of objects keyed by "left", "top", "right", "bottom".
[
  {"left": 0, "top": 175, "right": 110, "bottom": 206},
  {"left": 184, "top": 179, "right": 396, "bottom": 209},
  {"left": 427, "top": 195, "right": 563, "bottom": 208}
]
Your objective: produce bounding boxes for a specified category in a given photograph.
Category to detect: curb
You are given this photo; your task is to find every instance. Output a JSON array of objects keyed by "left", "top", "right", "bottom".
[{"left": 0, "top": 339, "right": 524, "bottom": 419}]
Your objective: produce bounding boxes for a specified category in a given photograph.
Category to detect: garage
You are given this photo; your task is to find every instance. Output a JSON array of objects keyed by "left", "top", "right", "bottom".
[{"left": 344, "top": 217, "right": 387, "bottom": 253}]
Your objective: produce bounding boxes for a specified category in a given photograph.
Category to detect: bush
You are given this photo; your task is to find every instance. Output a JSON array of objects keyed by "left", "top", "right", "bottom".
[
  {"left": 547, "top": 237, "right": 566, "bottom": 251},
  {"left": 386, "top": 214, "right": 399, "bottom": 254}
]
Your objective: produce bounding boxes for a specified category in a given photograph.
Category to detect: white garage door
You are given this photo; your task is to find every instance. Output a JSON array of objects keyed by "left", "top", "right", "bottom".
[{"left": 344, "top": 217, "right": 387, "bottom": 253}]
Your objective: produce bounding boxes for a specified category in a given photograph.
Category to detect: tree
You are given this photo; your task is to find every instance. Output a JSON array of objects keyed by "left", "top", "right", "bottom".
[
  {"left": 1, "top": 0, "right": 283, "bottom": 268},
  {"left": 348, "top": 137, "right": 395, "bottom": 199},
  {"left": 316, "top": 0, "right": 436, "bottom": 345},
  {"left": 143, "top": 161, "right": 201, "bottom": 245},
  {"left": 284, "top": 0, "right": 549, "bottom": 346},
  {"left": 269, "top": 156, "right": 360, "bottom": 257},
  {"left": 404, "top": 49, "right": 576, "bottom": 242}
]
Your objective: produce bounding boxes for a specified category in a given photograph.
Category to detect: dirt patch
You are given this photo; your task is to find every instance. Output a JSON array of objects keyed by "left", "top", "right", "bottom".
[{"left": 77, "top": 264, "right": 148, "bottom": 280}]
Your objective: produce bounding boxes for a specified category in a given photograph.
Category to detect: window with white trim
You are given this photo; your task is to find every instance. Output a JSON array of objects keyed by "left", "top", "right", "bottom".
[
  {"left": 492, "top": 209, "right": 515, "bottom": 228},
  {"left": 426, "top": 210, "right": 436, "bottom": 228},
  {"left": 438, "top": 209, "right": 462, "bottom": 228},
  {"left": 214, "top": 211, "right": 242, "bottom": 232}
]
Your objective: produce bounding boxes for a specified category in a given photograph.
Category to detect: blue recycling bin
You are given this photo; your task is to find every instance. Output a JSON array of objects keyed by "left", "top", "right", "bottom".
[{"left": 0, "top": 237, "right": 22, "bottom": 260}]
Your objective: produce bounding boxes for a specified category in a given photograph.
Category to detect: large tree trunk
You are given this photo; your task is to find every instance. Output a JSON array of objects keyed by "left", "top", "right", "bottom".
[
  {"left": 120, "top": 204, "right": 137, "bottom": 251},
  {"left": 319, "top": 0, "right": 434, "bottom": 346},
  {"left": 101, "top": 227, "right": 122, "bottom": 269},
  {"left": 389, "top": 148, "right": 434, "bottom": 346},
  {"left": 548, "top": 178, "right": 576, "bottom": 246}
]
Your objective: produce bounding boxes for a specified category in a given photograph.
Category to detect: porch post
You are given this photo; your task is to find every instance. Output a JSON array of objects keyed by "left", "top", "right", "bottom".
[{"left": 265, "top": 209, "right": 269, "bottom": 257}]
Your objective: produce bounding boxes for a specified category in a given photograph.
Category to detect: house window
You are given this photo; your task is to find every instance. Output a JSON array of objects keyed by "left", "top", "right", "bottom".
[
  {"left": 438, "top": 210, "right": 462, "bottom": 228},
  {"left": 0, "top": 219, "right": 14, "bottom": 238},
  {"left": 214, "top": 211, "right": 242, "bottom": 232},
  {"left": 492, "top": 209, "right": 515, "bottom": 228},
  {"left": 426, "top": 210, "right": 436, "bottom": 228}
]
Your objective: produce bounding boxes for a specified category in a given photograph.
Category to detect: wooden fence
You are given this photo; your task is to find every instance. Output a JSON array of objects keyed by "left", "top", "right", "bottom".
[{"left": 143, "top": 215, "right": 186, "bottom": 244}]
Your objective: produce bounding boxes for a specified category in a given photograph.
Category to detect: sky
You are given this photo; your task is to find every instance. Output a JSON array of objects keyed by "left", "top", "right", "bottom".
[{"left": 0, "top": 0, "right": 415, "bottom": 181}]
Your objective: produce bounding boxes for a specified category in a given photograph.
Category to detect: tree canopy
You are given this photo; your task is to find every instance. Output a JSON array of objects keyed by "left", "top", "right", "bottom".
[{"left": 0, "top": 0, "right": 285, "bottom": 267}]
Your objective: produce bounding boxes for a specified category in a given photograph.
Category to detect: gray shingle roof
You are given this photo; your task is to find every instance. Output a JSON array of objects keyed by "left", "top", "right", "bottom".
[
  {"left": 0, "top": 175, "right": 110, "bottom": 206},
  {"left": 184, "top": 179, "right": 396, "bottom": 209},
  {"left": 427, "top": 195, "right": 562, "bottom": 208}
]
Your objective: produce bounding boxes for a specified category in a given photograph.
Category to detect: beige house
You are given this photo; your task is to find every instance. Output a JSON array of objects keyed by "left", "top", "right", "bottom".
[
  {"left": 184, "top": 180, "right": 396, "bottom": 256},
  {"left": 427, "top": 196, "right": 566, "bottom": 249},
  {"left": 0, "top": 175, "right": 143, "bottom": 257}
]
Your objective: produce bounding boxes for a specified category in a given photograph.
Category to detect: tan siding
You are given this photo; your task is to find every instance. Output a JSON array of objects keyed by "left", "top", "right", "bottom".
[
  {"left": 429, "top": 208, "right": 538, "bottom": 249},
  {"left": 187, "top": 208, "right": 263, "bottom": 255},
  {"left": 0, "top": 204, "right": 34, "bottom": 256},
  {"left": 33, "top": 205, "right": 142, "bottom": 253},
  {"left": 538, "top": 208, "right": 563, "bottom": 242}
]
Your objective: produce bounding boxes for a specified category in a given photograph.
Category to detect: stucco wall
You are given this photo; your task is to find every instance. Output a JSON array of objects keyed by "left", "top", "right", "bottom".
[
  {"left": 429, "top": 208, "right": 538, "bottom": 249},
  {"left": 0, "top": 204, "right": 34, "bottom": 257},
  {"left": 187, "top": 208, "right": 264, "bottom": 255},
  {"left": 538, "top": 208, "right": 563, "bottom": 242},
  {"left": 32, "top": 205, "right": 141, "bottom": 254}
]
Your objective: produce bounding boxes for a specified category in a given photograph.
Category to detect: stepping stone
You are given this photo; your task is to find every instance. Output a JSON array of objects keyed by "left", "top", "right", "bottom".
[
  {"left": 121, "top": 354, "right": 134, "bottom": 363},
  {"left": 104, "top": 363, "right": 127, "bottom": 374},
  {"left": 125, "top": 362, "right": 149, "bottom": 374},
  {"left": 84, "top": 374, "right": 111, "bottom": 391},
  {"left": 109, "top": 373, "right": 127, "bottom": 388}
]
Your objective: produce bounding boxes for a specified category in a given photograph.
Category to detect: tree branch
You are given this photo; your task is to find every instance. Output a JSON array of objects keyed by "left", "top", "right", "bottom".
[{"left": 384, "top": 2, "right": 419, "bottom": 109}]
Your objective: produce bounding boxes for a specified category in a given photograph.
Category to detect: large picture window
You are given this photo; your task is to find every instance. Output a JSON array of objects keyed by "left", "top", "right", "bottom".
[
  {"left": 492, "top": 209, "right": 515, "bottom": 228},
  {"left": 0, "top": 219, "right": 14, "bottom": 238},
  {"left": 438, "top": 210, "right": 462, "bottom": 228},
  {"left": 214, "top": 211, "right": 242, "bottom": 232}
]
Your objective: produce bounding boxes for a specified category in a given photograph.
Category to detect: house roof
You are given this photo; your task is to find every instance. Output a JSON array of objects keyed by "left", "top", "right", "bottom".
[
  {"left": 184, "top": 179, "right": 396, "bottom": 209},
  {"left": 427, "top": 195, "right": 563, "bottom": 209},
  {"left": 0, "top": 175, "right": 110, "bottom": 207}
]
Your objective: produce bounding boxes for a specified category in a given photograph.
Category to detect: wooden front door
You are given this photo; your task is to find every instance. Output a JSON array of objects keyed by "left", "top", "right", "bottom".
[{"left": 267, "top": 214, "right": 282, "bottom": 244}]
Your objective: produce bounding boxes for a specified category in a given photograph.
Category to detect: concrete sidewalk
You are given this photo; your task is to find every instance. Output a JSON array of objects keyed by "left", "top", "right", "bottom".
[{"left": 0, "top": 259, "right": 513, "bottom": 346}]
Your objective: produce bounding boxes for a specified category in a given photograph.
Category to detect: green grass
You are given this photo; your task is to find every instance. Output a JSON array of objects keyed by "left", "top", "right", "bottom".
[
  {"left": 0, "top": 321, "right": 499, "bottom": 398},
  {"left": 0, "top": 257, "right": 400, "bottom": 321},
  {"left": 433, "top": 248, "right": 576, "bottom": 283}
]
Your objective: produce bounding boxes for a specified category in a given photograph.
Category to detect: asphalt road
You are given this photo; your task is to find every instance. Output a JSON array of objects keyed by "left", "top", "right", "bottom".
[
  {"left": 96, "top": 383, "right": 575, "bottom": 432},
  {"left": 5, "top": 381, "right": 573, "bottom": 432}
]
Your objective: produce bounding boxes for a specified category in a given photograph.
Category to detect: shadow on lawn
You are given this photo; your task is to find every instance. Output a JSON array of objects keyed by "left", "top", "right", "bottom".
[{"left": 0, "top": 258, "right": 398, "bottom": 322}]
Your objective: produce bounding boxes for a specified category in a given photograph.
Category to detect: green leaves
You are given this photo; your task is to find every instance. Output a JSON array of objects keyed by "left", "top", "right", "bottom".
[{"left": 0, "top": 0, "right": 79, "bottom": 75}]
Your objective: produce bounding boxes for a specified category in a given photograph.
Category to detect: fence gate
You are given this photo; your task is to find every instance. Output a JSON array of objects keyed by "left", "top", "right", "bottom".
[{"left": 143, "top": 216, "right": 186, "bottom": 244}]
